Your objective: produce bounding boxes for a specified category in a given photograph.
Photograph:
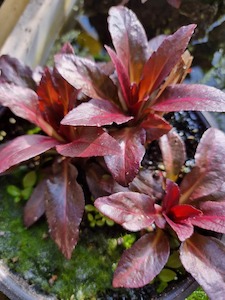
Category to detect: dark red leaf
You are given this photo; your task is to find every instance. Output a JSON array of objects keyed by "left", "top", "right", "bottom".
[
  {"left": 23, "top": 179, "right": 47, "bottom": 227},
  {"left": 129, "top": 168, "right": 164, "bottom": 201},
  {"left": 0, "top": 135, "right": 59, "bottom": 173},
  {"left": 61, "top": 98, "right": 132, "bottom": 127},
  {"left": 55, "top": 54, "right": 119, "bottom": 103},
  {"left": 37, "top": 68, "right": 79, "bottom": 133},
  {"left": 56, "top": 127, "right": 120, "bottom": 157},
  {"left": 105, "top": 46, "right": 131, "bottom": 108},
  {"left": 45, "top": 160, "right": 85, "bottom": 259},
  {"left": 180, "top": 233, "right": 225, "bottom": 299},
  {"left": 108, "top": 6, "right": 149, "bottom": 83},
  {"left": 104, "top": 127, "right": 146, "bottom": 186},
  {"left": 141, "top": 113, "right": 172, "bottom": 142},
  {"left": 162, "top": 180, "right": 180, "bottom": 212},
  {"left": 95, "top": 191, "right": 156, "bottom": 231},
  {"left": 153, "top": 84, "right": 225, "bottom": 112},
  {"left": 86, "top": 161, "right": 128, "bottom": 199},
  {"left": 180, "top": 128, "right": 225, "bottom": 203},
  {"left": 138, "top": 24, "right": 196, "bottom": 100},
  {"left": 113, "top": 231, "right": 170, "bottom": 288},
  {"left": 159, "top": 130, "right": 186, "bottom": 181},
  {"left": 0, "top": 55, "right": 36, "bottom": 88}
]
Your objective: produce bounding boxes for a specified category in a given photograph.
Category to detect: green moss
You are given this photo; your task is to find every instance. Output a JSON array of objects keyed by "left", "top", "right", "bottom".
[{"left": 0, "top": 174, "right": 124, "bottom": 299}]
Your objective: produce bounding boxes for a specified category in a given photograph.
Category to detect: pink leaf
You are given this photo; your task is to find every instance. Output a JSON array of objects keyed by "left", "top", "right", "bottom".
[
  {"left": 159, "top": 130, "right": 186, "bottom": 181},
  {"left": 0, "top": 83, "right": 54, "bottom": 136},
  {"left": 113, "top": 231, "right": 170, "bottom": 288},
  {"left": 0, "top": 55, "right": 36, "bottom": 88},
  {"left": 55, "top": 54, "right": 118, "bottom": 102},
  {"left": 180, "top": 233, "right": 225, "bottom": 299},
  {"left": 61, "top": 98, "right": 132, "bottom": 127},
  {"left": 56, "top": 127, "right": 120, "bottom": 157},
  {"left": 167, "top": 0, "right": 181, "bottom": 8},
  {"left": 180, "top": 128, "right": 225, "bottom": 203},
  {"left": 153, "top": 84, "right": 225, "bottom": 112},
  {"left": 138, "top": 24, "right": 196, "bottom": 100},
  {"left": 108, "top": 6, "right": 149, "bottom": 83},
  {"left": 23, "top": 179, "right": 47, "bottom": 227},
  {"left": 0, "top": 135, "right": 59, "bottom": 173},
  {"left": 104, "top": 127, "right": 146, "bottom": 186},
  {"left": 45, "top": 161, "right": 85, "bottom": 259},
  {"left": 95, "top": 191, "right": 156, "bottom": 231},
  {"left": 191, "top": 201, "right": 225, "bottom": 234}
]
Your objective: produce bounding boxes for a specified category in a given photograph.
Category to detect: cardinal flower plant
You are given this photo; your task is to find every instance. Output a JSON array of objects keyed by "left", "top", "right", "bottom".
[{"left": 1, "top": 5, "right": 225, "bottom": 297}]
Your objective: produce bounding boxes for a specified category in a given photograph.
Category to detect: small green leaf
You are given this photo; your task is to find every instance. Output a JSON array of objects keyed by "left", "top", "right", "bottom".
[
  {"left": 157, "top": 281, "right": 168, "bottom": 293},
  {"left": 23, "top": 171, "right": 37, "bottom": 188},
  {"left": 7, "top": 185, "right": 21, "bottom": 197},
  {"left": 87, "top": 213, "right": 94, "bottom": 222},
  {"left": 14, "top": 196, "right": 21, "bottom": 203},
  {"left": 158, "top": 268, "right": 177, "bottom": 283},
  {"left": 21, "top": 187, "right": 33, "bottom": 200},
  {"left": 96, "top": 219, "right": 105, "bottom": 227},
  {"left": 85, "top": 204, "right": 96, "bottom": 212},
  {"left": 106, "top": 218, "right": 114, "bottom": 226},
  {"left": 122, "top": 234, "right": 136, "bottom": 249},
  {"left": 166, "top": 251, "right": 182, "bottom": 268}
]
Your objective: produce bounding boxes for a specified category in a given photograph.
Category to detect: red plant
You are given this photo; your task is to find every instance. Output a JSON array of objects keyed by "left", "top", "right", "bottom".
[
  {"left": 95, "top": 128, "right": 225, "bottom": 298},
  {"left": 55, "top": 6, "right": 225, "bottom": 186},
  {"left": 0, "top": 52, "right": 120, "bottom": 259}
]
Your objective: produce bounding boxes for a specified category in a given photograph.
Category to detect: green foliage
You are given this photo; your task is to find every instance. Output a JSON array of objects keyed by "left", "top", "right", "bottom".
[
  {"left": 6, "top": 170, "right": 37, "bottom": 202},
  {"left": 186, "top": 288, "right": 209, "bottom": 300},
  {"left": 85, "top": 204, "right": 114, "bottom": 228}
]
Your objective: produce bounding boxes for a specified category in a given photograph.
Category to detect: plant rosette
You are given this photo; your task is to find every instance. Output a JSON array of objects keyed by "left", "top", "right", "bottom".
[{"left": 1, "top": 5, "right": 225, "bottom": 299}]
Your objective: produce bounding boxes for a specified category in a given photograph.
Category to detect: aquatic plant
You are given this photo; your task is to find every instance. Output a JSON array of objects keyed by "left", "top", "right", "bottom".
[{"left": 0, "top": 6, "right": 225, "bottom": 298}]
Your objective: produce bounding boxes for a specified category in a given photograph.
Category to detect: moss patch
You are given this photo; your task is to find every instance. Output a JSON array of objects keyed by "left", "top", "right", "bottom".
[{"left": 0, "top": 173, "right": 124, "bottom": 299}]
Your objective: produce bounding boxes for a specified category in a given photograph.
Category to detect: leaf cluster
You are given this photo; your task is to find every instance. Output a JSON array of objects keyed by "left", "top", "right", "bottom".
[{"left": 0, "top": 5, "right": 225, "bottom": 297}]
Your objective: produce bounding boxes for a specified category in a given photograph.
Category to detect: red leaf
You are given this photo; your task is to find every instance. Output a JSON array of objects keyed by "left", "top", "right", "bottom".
[
  {"left": 61, "top": 98, "right": 132, "bottom": 127},
  {"left": 159, "top": 130, "right": 186, "bottom": 181},
  {"left": 95, "top": 191, "right": 156, "bottom": 231},
  {"left": 105, "top": 46, "right": 131, "bottom": 108},
  {"left": 45, "top": 161, "right": 85, "bottom": 259},
  {"left": 108, "top": 6, "right": 149, "bottom": 83},
  {"left": 138, "top": 24, "right": 196, "bottom": 100},
  {"left": 113, "top": 231, "right": 170, "bottom": 288},
  {"left": 163, "top": 213, "right": 194, "bottom": 241},
  {"left": 153, "top": 84, "right": 225, "bottom": 112},
  {"left": 0, "top": 135, "right": 59, "bottom": 173},
  {"left": 55, "top": 54, "right": 119, "bottom": 103},
  {"left": 180, "top": 233, "right": 225, "bottom": 299},
  {"left": 37, "top": 68, "right": 79, "bottom": 132},
  {"left": 180, "top": 128, "right": 225, "bottom": 203},
  {"left": 23, "top": 179, "right": 47, "bottom": 227},
  {"left": 0, "top": 55, "right": 36, "bottom": 88},
  {"left": 191, "top": 201, "right": 225, "bottom": 234},
  {"left": 104, "top": 127, "right": 146, "bottom": 186},
  {"left": 56, "top": 127, "right": 120, "bottom": 157},
  {"left": 141, "top": 113, "right": 172, "bottom": 142},
  {"left": 162, "top": 180, "right": 180, "bottom": 212}
]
